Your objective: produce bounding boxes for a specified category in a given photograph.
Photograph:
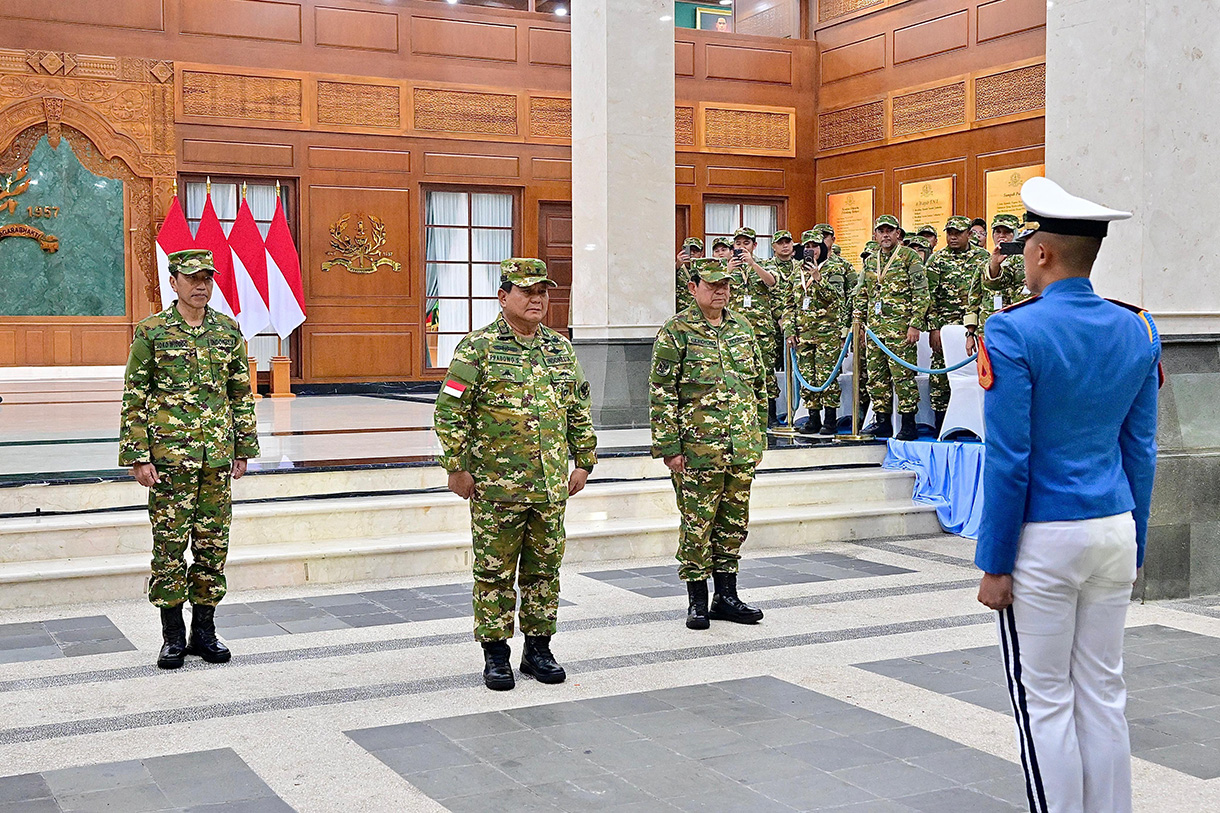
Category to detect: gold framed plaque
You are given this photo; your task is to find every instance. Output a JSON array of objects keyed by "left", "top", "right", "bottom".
[{"left": 827, "top": 188, "right": 874, "bottom": 264}]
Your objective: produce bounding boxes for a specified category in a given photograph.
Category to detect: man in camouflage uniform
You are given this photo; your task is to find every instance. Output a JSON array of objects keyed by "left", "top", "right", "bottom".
[
  {"left": 853, "top": 215, "right": 930, "bottom": 441},
  {"left": 119, "top": 249, "right": 258, "bottom": 670},
  {"left": 725, "top": 227, "right": 781, "bottom": 422},
  {"left": 965, "top": 213, "right": 1032, "bottom": 353},
  {"left": 786, "top": 229, "right": 849, "bottom": 436},
  {"left": 970, "top": 218, "right": 988, "bottom": 248},
  {"left": 925, "top": 216, "right": 990, "bottom": 430},
  {"left": 909, "top": 235, "right": 932, "bottom": 263},
  {"left": 675, "top": 237, "right": 704, "bottom": 314},
  {"left": 763, "top": 230, "right": 797, "bottom": 426},
  {"left": 917, "top": 225, "right": 939, "bottom": 253},
  {"left": 433, "top": 258, "right": 596, "bottom": 691},
  {"left": 650, "top": 258, "right": 768, "bottom": 630}
]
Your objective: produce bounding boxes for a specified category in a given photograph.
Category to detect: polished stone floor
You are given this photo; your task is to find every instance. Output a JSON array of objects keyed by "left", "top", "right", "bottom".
[{"left": 1, "top": 532, "right": 1218, "bottom": 812}]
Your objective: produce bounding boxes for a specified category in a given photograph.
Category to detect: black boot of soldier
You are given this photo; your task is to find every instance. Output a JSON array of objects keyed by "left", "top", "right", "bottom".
[
  {"left": 896, "top": 411, "right": 919, "bottom": 441},
  {"left": 767, "top": 399, "right": 779, "bottom": 428},
  {"left": 797, "top": 409, "right": 821, "bottom": 435},
  {"left": 934, "top": 410, "right": 946, "bottom": 434},
  {"left": 819, "top": 407, "right": 838, "bottom": 436},
  {"left": 862, "top": 412, "right": 893, "bottom": 438},
  {"left": 686, "top": 580, "right": 710, "bottom": 630},
  {"left": 521, "top": 635, "right": 566, "bottom": 684},
  {"left": 157, "top": 605, "right": 187, "bottom": 670},
  {"left": 709, "top": 572, "right": 764, "bottom": 624},
  {"left": 186, "top": 604, "right": 231, "bottom": 664},
  {"left": 482, "top": 640, "right": 515, "bottom": 690}
]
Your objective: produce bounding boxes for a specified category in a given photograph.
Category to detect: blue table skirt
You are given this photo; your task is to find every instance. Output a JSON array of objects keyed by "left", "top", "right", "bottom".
[{"left": 882, "top": 439, "right": 984, "bottom": 539}]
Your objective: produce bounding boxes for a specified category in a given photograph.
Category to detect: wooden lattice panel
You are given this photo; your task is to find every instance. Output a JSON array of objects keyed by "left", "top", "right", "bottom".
[
  {"left": 818, "top": 101, "right": 884, "bottom": 151},
  {"left": 892, "top": 82, "right": 966, "bottom": 137},
  {"left": 181, "top": 71, "right": 303, "bottom": 122},
  {"left": 676, "top": 106, "right": 695, "bottom": 147},
  {"left": 704, "top": 107, "right": 792, "bottom": 153},
  {"left": 317, "top": 81, "right": 400, "bottom": 128},
  {"left": 413, "top": 88, "right": 517, "bottom": 135},
  {"left": 529, "top": 97, "right": 571, "bottom": 139},
  {"left": 819, "top": 0, "right": 884, "bottom": 23},
  {"left": 975, "top": 63, "right": 1046, "bottom": 120}
]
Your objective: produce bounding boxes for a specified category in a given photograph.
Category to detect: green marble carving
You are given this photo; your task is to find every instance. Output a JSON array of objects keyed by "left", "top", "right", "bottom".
[{"left": 0, "top": 136, "right": 125, "bottom": 316}]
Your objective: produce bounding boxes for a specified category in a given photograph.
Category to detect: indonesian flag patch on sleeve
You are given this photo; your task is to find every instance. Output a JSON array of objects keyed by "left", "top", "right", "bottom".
[{"left": 441, "top": 379, "right": 468, "bottom": 399}]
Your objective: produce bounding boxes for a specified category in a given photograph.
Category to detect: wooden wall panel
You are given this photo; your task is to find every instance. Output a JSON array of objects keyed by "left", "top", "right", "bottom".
[
  {"left": 306, "top": 186, "right": 411, "bottom": 301},
  {"left": 531, "top": 158, "right": 570, "bottom": 180},
  {"left": 819, "top": 101, "right": 885, "bottom": 151},
  {"left": 181, "top": 69, "right": 304, "bottom": 123},
  {"left": 308, "top": 146, "right": 410, "bottom": 173},
  {"left": 821, "top": 35, "right": 885, "bottom": 84},
  {"left": 182, "top": 138, "right": 294, "bottom": 167},
  {"left": 891, "top": 82, "right": 966, "bottom": 137},
  {"left": 529, "top": 97, "right": 571, "bottom": 139},
  {"left": 179, "top": 0, "right": 302, "bottom": 43},
  {"left": 819, "top": 0, "right": 884, "bottom": 23},
  {"left": 975, "top": 62, "right": 1046, "bottom": 120},
  {"left": 675, "top": 106, "right": 696, "bottom": 148},
  {"left": 0, "top": 330, "right": 15, "bottom": 365},
  {"left": 0, "top": 0, "right": 164, "bottom": 30},
  {"left": 80, "top": 329, "right": 132, "bottom": 364},
  {"left": 675, "top": 41, "right": 695, "bottom": 77},
  {"left": 705, "top": 45, "right": 792, "bottom": 85},
  {"left": 413, "top": 88, "right": 517, "bottom": 136},
  {"left": 707, "top": 166, "right": 785, "bottom": 189},
  {"left": 423, "top": 153, "right": 519, "bottom": 178},
  {"left": 315, "top": 6, "right": 399, "bottom": 52},
  {"left": 528, "top": 28, "right": 570, "bottom": 66},
  {"left": 410, "top": 17, "right": 516, "bottom": 62},
  {"left": 307, "top": 331, "right": 416, "bottom": 380},
  {"left": 317, "top": 80, "right": 401, "bottom": 128},
  {"left": 676, "top": 165, "right": 696, "bottom": 186},
  {"left": 893, "top": 11, "right": 968, "bottom": 65},
  {"left": 702, "top": 105, "right": 795, "bottom": 157},
  {"left": 977, "top": 0, "right": 1045, "bottom": 43}
]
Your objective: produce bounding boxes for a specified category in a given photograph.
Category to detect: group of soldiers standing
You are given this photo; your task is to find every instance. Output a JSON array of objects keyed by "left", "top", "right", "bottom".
[{"left": 674, "top": 212, "right": 1032, "bottom": 441}]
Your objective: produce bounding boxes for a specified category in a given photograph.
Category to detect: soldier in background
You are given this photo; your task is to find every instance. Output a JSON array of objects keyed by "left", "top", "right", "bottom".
[
  {"left": 433, "top": 259, "right": 597, "bottom": 691},
  {"left": 650, "top": 258, "right": 768, "bottom": 630},
  {"left": 909, "top": 235, "right": 933, "bottom": 263},
  {"left": 966, "top": 214, "right": 1032, "bottom": 354},
  {"left": 925, "top": 216, "right": 990, "bottom": 431},
  {"left": 765, "top": 231, "right": 798, "bottom": 426},
  {"left": 710, "top": 235, "right": 733, "bottom": 260},
  {"left": 917, "top": 225, "right": 939, "bottom": 253},
  {"left": 675, "top": 237, "right": 704, "bottom": 314},
  {"left": 786, "top": 229, "right": 848, "bottom": 436},
  {"left": 726, "top": 227, "right": 782, "bottom": 426},
  {"left": 119, "top": 249, "right": 259, "bottom": 670},
  {"left": 970, "top": 218, "right": 989, "bottom": 248}
]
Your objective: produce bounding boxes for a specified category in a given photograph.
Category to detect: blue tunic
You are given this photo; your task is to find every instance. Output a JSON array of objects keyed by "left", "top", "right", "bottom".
[{"left": 975, "top": 276, "right": 1160, "bottom": 575}]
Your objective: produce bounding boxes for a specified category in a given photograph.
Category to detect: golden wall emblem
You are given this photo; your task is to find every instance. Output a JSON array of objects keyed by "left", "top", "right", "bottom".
[
  {"left": 321, "top": 212, "right": 401, "bottom": 274},
  {"left": 0, "top": 223, "right": 59, "bottom": 253},
  {"left": 0, "top": 163, "right": 31, "bottom": 215}
]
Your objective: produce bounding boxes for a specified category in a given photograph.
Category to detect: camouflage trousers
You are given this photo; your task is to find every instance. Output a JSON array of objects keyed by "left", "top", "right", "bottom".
[
  {"left": 794, "top": 330, "right": 842, "bottom": 410},
  {"left": 865, "top": 331, "right": 919, "bottom": 414},
  {"left": 929, "top": 347, "right": 950, "bottom": 412},
  {"left": 672, "top": 466, "right": 754, "bottom": 582},
  {"left": 470, "top": 499, "right": 566, "bottom": 642},
  {"left": 757, "top": 329, "right": 781, "bottom": 399},
  {"left": 147, "top": 464, "right": 232, "bottom": 608}
]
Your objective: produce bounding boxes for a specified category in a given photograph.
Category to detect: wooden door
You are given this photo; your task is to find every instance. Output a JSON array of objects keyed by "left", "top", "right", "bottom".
[
  {"left": 538, "top": 201, "right": 572, "bottom": 336},
  {"left": 676, "top": 205, "right": 690, "bottom": 250}
]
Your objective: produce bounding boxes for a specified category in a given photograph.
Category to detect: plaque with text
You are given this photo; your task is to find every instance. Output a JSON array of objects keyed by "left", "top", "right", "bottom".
[
  {"left": 985, "top": 164, "right": 1045, "bottom": 247},
  {"left": 827, "top": 188, "right": 875, "bottom": 265},
  {"left": 901, "top": 177, "right": 955, "bottom": 235}
]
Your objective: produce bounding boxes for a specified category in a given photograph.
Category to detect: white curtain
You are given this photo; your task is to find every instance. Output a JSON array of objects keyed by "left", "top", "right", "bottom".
[
  {"left": 704, "top": 203, "right": 736, "bottom": 244},
  {"left": 246, "top": 183, "right": 278, "bottom": 237},
  {"left": 471, "top": 193, "right": 512, "bottom": 332},
  {"left": 184, "top": 181, "right": 238, "bottom": 236},
  {"left": 426, "top": 191, "right": 471, "bottom": 367},
  {"left": 744, "top": 204, "right": 777, "bottom": 259}
]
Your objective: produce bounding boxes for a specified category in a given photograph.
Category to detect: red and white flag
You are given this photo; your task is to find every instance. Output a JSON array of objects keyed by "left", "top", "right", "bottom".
[
  {"left": 154, "top": 196, "right": 194, "bottom": 311},
  {"left": 193, "top": 194, "right": 240, "bottom": 319},
  {"left": 228, "top": 199, "right": 271, "bottom": 340},
  {"left": 441, "top": 379, "right": 467, "bottom": 399},
  {"left": 264, "top": 196, "right": 306, "bottom": 338}
]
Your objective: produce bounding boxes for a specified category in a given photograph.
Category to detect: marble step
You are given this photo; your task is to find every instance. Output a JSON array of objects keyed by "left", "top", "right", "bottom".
[
  {"left": 0, "top": 498, "right": 941, "bottom": 609},
  {"left": 0, "top": 468, "right": 916, "bottom": 564},
  {"left": 0, "top": 443, "right": 886, "bottom": 515}
]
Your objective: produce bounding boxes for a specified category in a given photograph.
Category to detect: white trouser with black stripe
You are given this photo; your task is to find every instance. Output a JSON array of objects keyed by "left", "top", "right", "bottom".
[{"left": 998, "top": 512, "right": 1137, "bottom": 813}]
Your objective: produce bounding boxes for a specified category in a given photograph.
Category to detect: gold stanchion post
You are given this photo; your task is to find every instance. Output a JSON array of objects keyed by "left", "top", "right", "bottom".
[
  {"left": 769, "top": 338, "right": 799, "bottom": 437},
  {"left": 837, "top": 317, "right": 873, "bottom": 441}
]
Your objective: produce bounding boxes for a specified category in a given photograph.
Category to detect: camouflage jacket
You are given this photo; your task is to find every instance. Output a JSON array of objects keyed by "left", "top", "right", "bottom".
[
  {"left": 925, "top": 245, "right": 990, "bottom": 329},
  {"left": 119, "top": 304, "right": 259, "bottom": 468},
  {"left": 967, "top": 254, "right": 1031, "bottom": 332},
  {"left": 433, "top": 314, "right": 597, "bottom": 504},
  {"left": 782, "top": 258, "right": 847, "bottom": 338},
  {"left": 675, "top": 262, "right": 695, "bottom": 313},
  {"left": 851, "top": 245, "right": 930, "bottom": 335},
  {"left": 727, "top": 260, "right": 781, "bottom": 339},
  {"left": 763, "top": 258, "right": 796, "bottom": 326},
  {"left": 650, "top": 306, "right": 768, "bottom": 470}
]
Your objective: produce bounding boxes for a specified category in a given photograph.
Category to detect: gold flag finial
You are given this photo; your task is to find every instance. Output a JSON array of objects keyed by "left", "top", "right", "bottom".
[
  {"left": 171, "top": 177, "right": 178, "bottom": 197},
  {"left": 206, "top": 175, "right": 211, "bottom": 195},
  {"left": 241, "top": 181, "right": 248, "bottom": 200}
]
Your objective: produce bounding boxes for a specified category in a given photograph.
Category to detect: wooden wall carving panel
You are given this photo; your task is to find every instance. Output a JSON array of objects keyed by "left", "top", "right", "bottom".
[
  {"left": 892, "top": 82, "right": 966, "bottom": 137},
  {"left": 975, "top": 63, "right": 1046, "bottom": 120},
  {"left": 181, "top": 70, "right": 303, "bottom": 123},
  {"left": 529, "top": 96, "right": 571, "bottom": 139},
  {"left": 675, "top": 106, "right": 696, "bottom": 147},
  {"left": 736, "top": 3, "right": 792, "bottom": 39},
  {"left": 819, "top": 101, "right": 885, "bottom": 151},
  {"left": 317, "top": 80, "right": 400, "bottom": 128},
  {"left": 413, "top": 88, "right": 516, "bottom": 136},
  {"left": 703, "top": 107, "right": 792, "bottom": 154},
  {"left": 819, "top": 0, "right": 884, "bottom": 23},
  {"left": 179, "top": 0, "right": 302, "bottom": 44}
]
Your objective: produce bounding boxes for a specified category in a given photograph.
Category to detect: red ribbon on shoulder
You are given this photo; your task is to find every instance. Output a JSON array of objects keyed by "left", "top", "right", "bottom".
[{"left": 977, "top": 337, "right": 994, "bottom": 390}]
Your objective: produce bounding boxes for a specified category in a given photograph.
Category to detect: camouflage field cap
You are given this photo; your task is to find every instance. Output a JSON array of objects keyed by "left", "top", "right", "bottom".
[
  {"left": 500, "top": 258, "right": 557, "bottom": 288},
  {"left": 733, "top": 227, "right": 757, "bottom": 241},
  {"left": 917, "top": 225, "right": 938, "bottom": 238},
  {"left": 683, "top": 237, "right": 704, "bottom": 251},
  {"left": 689, "top": 257, "right": 731, "bottom": 283},
  {"left": 832, "top": 244, "right": 841, "bottom": 255},
  {"left": 909, "top": 236, "right": 931, "bottom": 252},
  {"left": 861, "top": 240, "right": 880, "bottom": 258},
  {"left": 772, "top": 230, "right": 793, "bottom": 243},
  {"left": 711, "top": 236, "right": 734, "bottom": 250},
  {"left": 814, "top": 223, "right": 833, "bottom": 236},
  {"left": 945, "top": 215, "right": 973, "bottom": 232},
  {"left": 167, "top": 248, "right": 216, "bottom": 277},
  {"left": 800, "top": 229, "right": 823, "bottom": 245},
  {"left": 991, "top": 213, "right": 1022, "bottom": 231},
  {"left": 874, "top": 215, "right": 900, "bottom": 230}
]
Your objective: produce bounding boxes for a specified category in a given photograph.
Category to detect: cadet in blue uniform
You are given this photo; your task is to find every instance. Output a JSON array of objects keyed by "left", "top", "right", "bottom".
[{"left": 975, "top": 177, "right": 1159, "bottom": 813}]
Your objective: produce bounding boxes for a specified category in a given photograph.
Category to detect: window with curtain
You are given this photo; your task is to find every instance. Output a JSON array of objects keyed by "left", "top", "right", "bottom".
[
  {"left": 425, "top": 189, "right": 515, "bottom": 369},
  {"left": 703, "top": 200, "right": 780, "bottom": 259}
]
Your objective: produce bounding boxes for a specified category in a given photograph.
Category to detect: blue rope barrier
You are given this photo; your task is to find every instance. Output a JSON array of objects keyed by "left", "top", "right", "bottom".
[
  {"left": 788, "top": 332, "right": 852, "bottom": 394},
  {"left": 863, "top": 326, "right": 978, "bottom": 374}
]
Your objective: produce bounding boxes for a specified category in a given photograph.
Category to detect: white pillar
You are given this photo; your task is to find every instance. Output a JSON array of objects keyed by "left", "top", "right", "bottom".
[{"left": 570, "top": 0, "right": 675, "bottom": 427}]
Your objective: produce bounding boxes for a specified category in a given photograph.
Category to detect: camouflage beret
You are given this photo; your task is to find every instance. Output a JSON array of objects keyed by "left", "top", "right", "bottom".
[
  {"left": 916, "top": 225, "right": 938, "bottom": 238},
  {"left": 711, "top": 236, "right": 734, "bottom": 250},
  {"left": 945, "top": 215, "right": 973, "bottom": 232},
  {"left": 991, "top": 214, "right": 1022, "bottom": 231},
  {"left": 689, "top": 257, "right": 730, "bottom": 283},
  {"left": 733, "top": 227, "right": 757, "bottom": 241},
  {"left": 814, "top": 223, "right": 833, "bottom": 236},
  {"left": 874, "top": 215, "right": 900, "bottom": 230},
  {"left": 167, "top": 249, "right": 216, "bottom": 276},
  {"left": 682, "top": 237, "right": 704, "bottom": 251},
  {"left": 500, "top": 258, "right": 556, "bottom": 289},
  {"left": 800, "top": 229, "right": 823, "bottom": 245},
  {"left": 772, "top": 230, "right": 793, "bottom": 242}
]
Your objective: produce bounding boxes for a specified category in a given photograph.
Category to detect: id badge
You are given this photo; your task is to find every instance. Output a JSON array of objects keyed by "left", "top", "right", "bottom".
[
  {"left": 874, "top": 301, "right": 883, "bottom": 316},
  {"left": 993, "top": 294, "right": 1004, "bottom": 310},
  {"left": 802, "top": 296, "right": 811, "bottom": 311},
  {"left": 743, "top": 294, "right": 753, "bottom": 308}
]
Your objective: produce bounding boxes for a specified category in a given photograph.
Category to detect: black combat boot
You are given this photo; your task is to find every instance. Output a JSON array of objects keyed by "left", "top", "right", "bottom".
[
  {"left": 157, "top": 605, "right": 187, "bottom": 670},
  {"left": 767, "top": 399, "right": 779, "bottom": 428},
  {"left": 862, "top": 412, "right": 893, "bottom": 438},
  {"left": 709, "top": 572, "right": 764, "bottom": 624},
  {"left": 895, "top": 411, "right": 919, "bottom": 441},
  {"left": 819, "top": 407, "right": 838, "bottom": 437},
  {"left": 934, "top": 410, "right": 946, "bottom": 434},
  {"left": 482, "top": 640, "right": 515, "bottom": 690},
  {"left": 185, "top": 604, "right": 231, "bottom": 664},
  {"left": 686, "top": 580, "right": 710, "bottom": 630},
  {"left": 521, "top": 635, "right": 566, "bottom": 684},
  {"left": 797, "top": 409, "right": 821, "bottom": 435}
]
